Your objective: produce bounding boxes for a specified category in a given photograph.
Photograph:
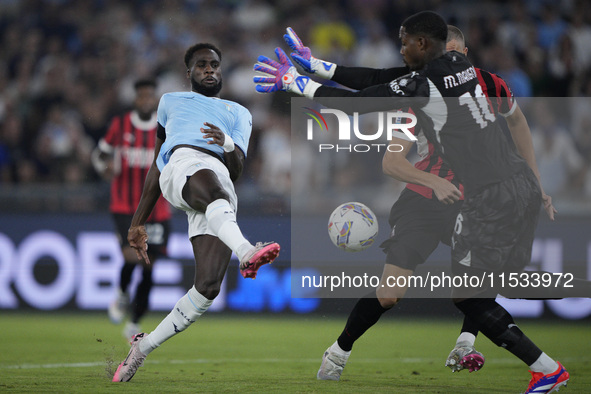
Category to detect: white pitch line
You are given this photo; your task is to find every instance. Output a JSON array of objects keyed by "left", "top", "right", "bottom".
[
  {"left": 2, "top": 356, "right": 586, "bottom": 370},
  {"left": 1, "top": 362, "right": 106, "bottom": 370}
]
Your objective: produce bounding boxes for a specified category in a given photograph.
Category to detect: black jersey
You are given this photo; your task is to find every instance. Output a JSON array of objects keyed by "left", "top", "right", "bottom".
[{"left": 316, "top": 52, "right": 529, "bottom": 196}]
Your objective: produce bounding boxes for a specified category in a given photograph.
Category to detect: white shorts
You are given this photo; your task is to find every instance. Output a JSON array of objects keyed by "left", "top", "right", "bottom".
[{"left": 159, "top": 147, "right": 238, "bottom": 239}]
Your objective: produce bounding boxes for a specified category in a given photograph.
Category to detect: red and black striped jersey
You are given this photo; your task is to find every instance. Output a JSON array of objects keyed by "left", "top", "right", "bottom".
[
  {"left": 327, "top": 61, "right": 519, "bottom": 199},
  {"left": 99, "top": 111, "right": 171, "bottom": 221},
  {"left": 474, "top": 67, "right": 516, "bottom": 117},
  {"left": 405, "top": 67, "right": 516, "bottom": 199}
]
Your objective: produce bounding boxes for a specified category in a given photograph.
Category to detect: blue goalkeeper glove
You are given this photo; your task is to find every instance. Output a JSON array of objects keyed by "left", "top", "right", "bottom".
[
  {"left": 283, "top": 27, "right": 336, "bottom": 80},
  {"left": 253, "top": 47, "right": 320, "bottom": 97}
]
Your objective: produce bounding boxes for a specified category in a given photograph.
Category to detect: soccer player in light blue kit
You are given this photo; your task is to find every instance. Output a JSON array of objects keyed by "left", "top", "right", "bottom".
[{"left": 113, "top": 43, "right": 280, "bottom": 382}]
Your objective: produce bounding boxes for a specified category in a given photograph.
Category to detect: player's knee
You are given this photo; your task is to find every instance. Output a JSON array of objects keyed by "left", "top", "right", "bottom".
[
  {"left": 194, "top": 280, "right": 222, "bottom": 300},
  {"left": 376, "top": 287, "right": 404, "bottom": 308},
  {"left": 198, "top": 287, "right": 220, "bottom": 300},
  {"left": 208, "top": 189, "right": 230, "bottom": 205},
  {"left": 377, "top": 296, "right": 399, "bottom": 309},
  {"left": 183, "top": 182, "right": 229, "bottom": 212}
]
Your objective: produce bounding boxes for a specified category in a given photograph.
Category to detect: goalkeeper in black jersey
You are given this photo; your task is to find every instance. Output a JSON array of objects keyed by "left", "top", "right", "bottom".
[{"left": 255, "top": 11, "right": 569, "bottom": 394}]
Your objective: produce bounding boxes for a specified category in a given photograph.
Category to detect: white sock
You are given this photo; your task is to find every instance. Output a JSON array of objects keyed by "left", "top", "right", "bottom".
[
  {"left": 529, "top": 352, "right": 559, "bottom": 374},
  {"left": 456, "top": 332, "right": 476, "bottom": 347},
  {"left": 139, "top": 286, "right": 212, "bottom": 355},
  {"left": 330, "top": 341, "right": 351, "bottom": 358},
  {"left": 205, "top": 199, "right": 252, "bottom": 260}
]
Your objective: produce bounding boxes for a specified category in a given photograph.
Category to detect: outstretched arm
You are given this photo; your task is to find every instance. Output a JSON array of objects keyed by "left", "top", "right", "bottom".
[
  {"left": 253, "top": 47, "right": 396, "bottom": 99},
  {"left": 128, "top": 134, "right": 165, "bottom": 264},
  {"left": 283, "top": 27, "right": 408, "bottom": 89},
  {"left": 505, "top": 104, "right": 557, "bottom": 220},
  {"left": 333, "top": 66, "right": 410, "bottom": 90}
]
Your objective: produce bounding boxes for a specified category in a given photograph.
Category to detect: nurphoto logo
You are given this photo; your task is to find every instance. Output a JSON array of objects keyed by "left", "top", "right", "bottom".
[{"left": 304, "top": 108, "right": 417, "bottom": 153}]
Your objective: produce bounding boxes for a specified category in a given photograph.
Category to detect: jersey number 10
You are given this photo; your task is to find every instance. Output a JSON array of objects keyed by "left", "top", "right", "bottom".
[{"left": 459, "top": 84, "right": 496, "bottom": 129}]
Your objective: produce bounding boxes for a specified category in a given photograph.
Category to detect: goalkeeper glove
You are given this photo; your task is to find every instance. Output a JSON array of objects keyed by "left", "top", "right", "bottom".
[
  {"left": 283, "top": 27, "right": 336, "bottom": 80},
  {"left": 253, "top": 47, "right": 321, "bottom": 98}
]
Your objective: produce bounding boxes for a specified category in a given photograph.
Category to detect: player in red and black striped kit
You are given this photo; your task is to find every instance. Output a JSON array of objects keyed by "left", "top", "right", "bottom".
[
  {"left": 255, "top": 13, "right": 571, "bottom": 393},
  {"left": 92, "top": 78, "right": 171, "bottom": 341}
]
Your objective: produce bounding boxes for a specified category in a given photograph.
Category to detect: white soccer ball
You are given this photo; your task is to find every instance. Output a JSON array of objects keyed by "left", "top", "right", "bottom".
[{"left": 328, "top": 202, "right": 379, "bottom": 252}]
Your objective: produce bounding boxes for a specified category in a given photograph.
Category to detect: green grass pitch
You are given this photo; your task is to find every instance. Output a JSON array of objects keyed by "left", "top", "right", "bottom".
[{"left": 1, "top": 312, "right": 589, "bottom": 393}]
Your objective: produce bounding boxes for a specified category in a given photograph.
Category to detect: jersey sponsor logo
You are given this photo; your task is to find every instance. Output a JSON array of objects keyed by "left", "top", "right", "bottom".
[
  {"left": 389, "top": 80, "right": 405, "bottom": 95},
  {"left": 389, "top": 72, "right": 419, "bottom": 95},
  {"left": 121, "top": 147, "right": 154, "bottom": 168}
]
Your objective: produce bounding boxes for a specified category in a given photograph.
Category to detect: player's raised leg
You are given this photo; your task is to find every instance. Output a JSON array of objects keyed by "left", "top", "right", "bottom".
[{"left": 183, "top": 168, "right": 280, "bottom": 279}]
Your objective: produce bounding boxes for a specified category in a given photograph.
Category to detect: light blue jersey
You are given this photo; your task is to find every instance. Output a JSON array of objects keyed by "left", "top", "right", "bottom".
[{"left": 156, "top": 91, "right": 252, "bottom": 171}]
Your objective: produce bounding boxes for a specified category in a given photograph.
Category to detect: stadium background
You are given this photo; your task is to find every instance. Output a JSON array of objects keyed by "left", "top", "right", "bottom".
[{"left": 0, "top": 0, "right": 590, "bottom": 323}]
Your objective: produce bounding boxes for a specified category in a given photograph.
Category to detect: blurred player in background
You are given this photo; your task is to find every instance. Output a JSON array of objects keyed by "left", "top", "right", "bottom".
[
  {"left": 255, "top": 12, "right": 570, "bottom": 393},
  {"left": 92, "top": 78, "right": 171, "bottom": 342},
  {"left": 112, "top": 43, "right": 280, "bottom": 383}
]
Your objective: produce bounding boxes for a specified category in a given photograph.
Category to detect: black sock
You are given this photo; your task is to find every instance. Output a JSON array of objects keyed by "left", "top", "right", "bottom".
[
  {"left": 119, "top": 262, "right": 135, "bottom": 293},
  {"left": 455, "top": 298, "right": 542, "bottom": 366},
  {"left": 131, "top": 267, "right": 153, "bottom": 323},
  {"left": 460, "top": 315, "right": 479, "bottom": 337},
  {"left": 337, "top": 296, "right": 389, "bottom": 351}
]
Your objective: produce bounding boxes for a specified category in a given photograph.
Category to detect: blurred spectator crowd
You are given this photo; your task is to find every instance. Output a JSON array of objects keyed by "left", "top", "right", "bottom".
[{"left": 0, "top": 0, "right": 589, "bottom": 214}]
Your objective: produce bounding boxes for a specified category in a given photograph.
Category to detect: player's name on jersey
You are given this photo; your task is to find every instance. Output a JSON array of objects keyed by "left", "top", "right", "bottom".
[{"left": 443, "top": 66, "right": 477, "bottom": 89}]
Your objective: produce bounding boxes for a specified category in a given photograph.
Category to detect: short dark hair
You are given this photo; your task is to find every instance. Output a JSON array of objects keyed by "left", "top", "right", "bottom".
[
  {"left": 134, "top": 78, "right": 157, "bottom": 91},
  {"left": 447, "top": 25, "right": 465, "bottom": 46},
  {"left": 184, "top": 43, "right": 222, "bottom": 68},
  {"left": 401, "top": 11, "right": 447, "bottom": 42}
]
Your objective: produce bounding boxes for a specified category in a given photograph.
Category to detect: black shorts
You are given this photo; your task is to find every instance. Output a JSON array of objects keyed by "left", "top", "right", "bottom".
[
  {"left": 113, "top": 214, "right": 170, "bottom": 257},
  {"left": 379, "top": 188, "right": 462, "bottom": 270},
  {"left": 451, "top": 169, "right": 542, "bottom": 274}
]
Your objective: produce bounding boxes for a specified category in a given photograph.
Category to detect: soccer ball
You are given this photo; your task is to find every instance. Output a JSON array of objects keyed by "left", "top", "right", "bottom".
[{"left": 328, "top": 202, "right": 379, "bottom": 252}]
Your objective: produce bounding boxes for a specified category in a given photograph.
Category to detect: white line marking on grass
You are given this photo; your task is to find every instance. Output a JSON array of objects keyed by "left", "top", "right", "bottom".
[
  {"left": 2, "top": 356, "right": 587, "bottom": 370},
  {"left": 1, "top": 362, "right": 105, "bottom": 369}
]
